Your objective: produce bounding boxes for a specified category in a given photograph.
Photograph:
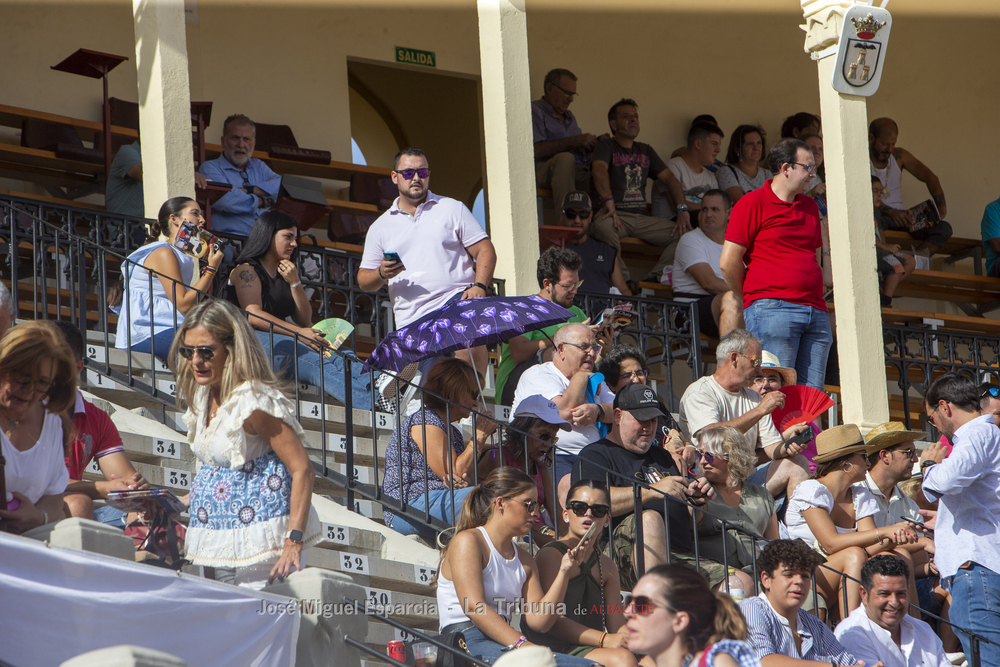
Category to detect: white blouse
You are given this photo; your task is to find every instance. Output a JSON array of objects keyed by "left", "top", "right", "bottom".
[{"left": 784, "top": 479, "right": 878, "bottom": 546}]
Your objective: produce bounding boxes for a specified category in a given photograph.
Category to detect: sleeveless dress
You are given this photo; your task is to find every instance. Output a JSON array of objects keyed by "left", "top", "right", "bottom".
[
  {"left": 226, "top": 258, "right": 295, "bottom": 321},
  {"left": 524, "top": 541, "right": 604, "bottom": 656},
  {"left": 115, "top": 241, "right": 194, "bottom": 348},
  {"left": 183, "top": 380, "right": 321, "bottom": 567}
]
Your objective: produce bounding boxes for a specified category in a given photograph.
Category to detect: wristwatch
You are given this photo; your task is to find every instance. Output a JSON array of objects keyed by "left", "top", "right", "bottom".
[
  {"left": 473, "top": 282, "right": 491, "bottom": 295},
  {"left": 596, "top": 404, "right": 605, "bottom": 421},
  {"left": 920, "top": 460, "right": 935, "bottom": 471},
  {"left": 676, "top": 204, "right": 689, "bottom": 213},
  {"left": 286, "top": 529, "right": 304, "bottom": 544}
]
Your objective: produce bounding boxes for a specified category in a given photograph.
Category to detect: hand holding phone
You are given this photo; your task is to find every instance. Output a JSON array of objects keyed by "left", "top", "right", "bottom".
[
  {"left": 384, "top": 252, "right": 402, "bottom": 264},
  {"left": 785, "top": 425, "right": 815, "bottom": 447},
  {"left": 576, "top": 521, "right": 600, "bottom": 550},
  {"left": 903, "top": 517, "right": 933, "bottom": 536}
]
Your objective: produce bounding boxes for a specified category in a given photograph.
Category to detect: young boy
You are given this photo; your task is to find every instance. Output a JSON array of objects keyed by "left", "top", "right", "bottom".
[
  {"left": 873, "top": 175, "right": 916, "bottom": 307},
  {"left": 740, "top": 539, "right": 876, "bottom": 666}
]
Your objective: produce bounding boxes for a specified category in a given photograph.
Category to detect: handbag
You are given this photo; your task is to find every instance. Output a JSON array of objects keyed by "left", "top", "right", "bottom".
[{"left": 124, "top": 505, "right": 187, "bottom": 570}]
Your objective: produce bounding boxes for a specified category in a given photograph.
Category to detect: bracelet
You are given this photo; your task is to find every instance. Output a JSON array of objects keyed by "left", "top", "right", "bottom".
[
  {"left": 41, "top": 509, "right": 49, "bottom": 525},
  {"left": 473, "top": 282, "right": 490, "bottom": 295},
  {"left": 602, "top": 194, "right": 614, "bottom": 202},
  {"left": 513, "top": 636, "right": 528, "bottom": 650},
  {"left": 876, "top": 527, "right": 882, "bottom": 544},
  {"left": 599, "top": 632, "right": 607, "bottom": 648},
  {"left": 289, "top": 281, "right": 302, "bottom": 289},
  {"left": 203, "top": 266, "right": 217, "bottom": 274},
  {"left": 822, "top": 250, "right": 831, "bottom": 257},
  {"left": 378, "top": 267, "right": 386, "bottom": 280}
]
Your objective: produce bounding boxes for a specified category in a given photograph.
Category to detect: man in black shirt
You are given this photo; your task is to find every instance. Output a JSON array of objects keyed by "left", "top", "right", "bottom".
[
  {"left": 573, "top": 383, "right": 751, "bottom": 591},
  {"left": 591, "top": 98, "right": 692, "bottom": 282},
  {"left": 561, "top": 191, "right": 631, "bottom": 296}
]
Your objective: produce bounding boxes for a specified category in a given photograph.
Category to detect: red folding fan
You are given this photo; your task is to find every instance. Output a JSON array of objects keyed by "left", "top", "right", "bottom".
[{"left": 770, "top": 385, "right": 835, "bottom": 432}]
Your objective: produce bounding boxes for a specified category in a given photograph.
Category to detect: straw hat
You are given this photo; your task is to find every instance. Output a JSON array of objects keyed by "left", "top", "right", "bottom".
[
  {"left": 865, "top": 421, "right": 929, "bottom": 453},
  {"left": 758, "top": 350, "right": 797, "bottom": 386},
  {"left": 812, "top": 424, "right": 870, "bottom": 463}
]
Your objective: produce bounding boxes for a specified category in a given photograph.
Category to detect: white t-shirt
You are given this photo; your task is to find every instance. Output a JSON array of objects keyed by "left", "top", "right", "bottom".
[
  {"left": 360, "top": 191, "right": 489, "bottom": 328},
  {"left": 654, "top": 157, "right": 720, "bottom": 219},
  {"left": 1, "top": 411, "right": 68, "bottom": 505},
  {"left": 511, "top": 362, "right": 615, "bottom": 456},
  {"left": 678, "top": 375, "right": 782, "bottom": 449},
  {"left": 672, "top": 228, "right": 724, "bottom": 301},
  {"left": 716, "top": 164, "right": 773, "bottom": 195},
  {"left": 784, "top": 479, "right": 879, "bottom": 546}
]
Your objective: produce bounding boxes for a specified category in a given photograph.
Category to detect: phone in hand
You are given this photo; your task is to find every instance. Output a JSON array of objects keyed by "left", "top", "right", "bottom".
[
  {"left": 903, "top": 517, "right": 933, "bottom": 536},
  {"left": 384, "top": 252, "right": 402, "bottom": 264},
  {"left": 576, "top": 520, "right": 600, "bottom": 550},
  {"left": 784, "top": 425, "right": 815, "bottom": 447}
]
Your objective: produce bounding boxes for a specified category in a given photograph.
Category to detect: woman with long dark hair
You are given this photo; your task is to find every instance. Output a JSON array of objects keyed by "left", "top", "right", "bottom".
[
  {"left": 436, "top": 468, "right": 599, "bottom": 666},
  {"left": 624, "top": 565, "right": 759, "bottom": 667},
  {"left": 228, "top": 210, "right": 375, "bottom": 409},
  {"left": 717, "top": 125, "right": 772, "bottom": 205},
  {"left": 114, "top": 197, "right": 224, "bottom": 361}
]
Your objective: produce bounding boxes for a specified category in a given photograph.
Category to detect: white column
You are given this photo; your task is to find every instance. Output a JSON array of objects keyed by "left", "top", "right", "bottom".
[
  {"left": 477, "top": 0, "right": 538, "bottom": 297},
  {"left": 132, "top": 0, "right": 194, "bottom": 219},
  {"left": 802, "top": 1, "right": 889, "bottom": 430}
]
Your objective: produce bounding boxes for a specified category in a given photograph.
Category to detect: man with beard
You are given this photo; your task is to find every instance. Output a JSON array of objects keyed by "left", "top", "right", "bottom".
[
  {"left": 494, "top": 246, "right": 598, "bottom": 406},
  {"left": 835, "top": 555, "right": 950, "bottom": 667},
  {"left": 560, "top": 191, "right": 630, "bottom": 296},
  {"left": 359, "top": 148, "right": 496, "bottom": 381},
  {"left": 198, "top": 114, "right": 281, "bottom": 235}
]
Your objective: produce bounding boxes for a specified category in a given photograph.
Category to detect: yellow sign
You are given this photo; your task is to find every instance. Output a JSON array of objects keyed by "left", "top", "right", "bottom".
[{"left": 395, "top": 47, "right": 436, "bottom": 68}]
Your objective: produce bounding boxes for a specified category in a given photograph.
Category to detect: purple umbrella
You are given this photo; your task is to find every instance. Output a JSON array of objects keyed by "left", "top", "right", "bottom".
[{"left": 363, "top": 295, "right": 575, "bottom": 374}]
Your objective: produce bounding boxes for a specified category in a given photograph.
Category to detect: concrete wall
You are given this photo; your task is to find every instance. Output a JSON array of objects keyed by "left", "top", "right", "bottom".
[{"left": 1, "top": 1, "right": 997, "bottom": 237}]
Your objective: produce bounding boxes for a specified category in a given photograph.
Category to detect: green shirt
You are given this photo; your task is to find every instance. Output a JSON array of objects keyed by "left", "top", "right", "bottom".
[{"left": 494, "top": 304, "right": 587, "bottom": 403}]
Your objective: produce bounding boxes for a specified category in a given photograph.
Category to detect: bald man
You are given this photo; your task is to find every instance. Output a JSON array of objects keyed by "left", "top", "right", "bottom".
[{"left": 869, "top": 117, "right": 952, "bottom": 255}]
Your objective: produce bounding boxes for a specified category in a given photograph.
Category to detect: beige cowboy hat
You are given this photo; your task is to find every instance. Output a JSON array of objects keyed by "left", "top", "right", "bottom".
[
  {"left": 864, "top": 421, "right": 929, "bottom": 453},
  {"left": 758, "top": 350, "right": 797, "bottom": 386},
  {"left": 813, "top": 424, "right": 871, "bottom": 463}
]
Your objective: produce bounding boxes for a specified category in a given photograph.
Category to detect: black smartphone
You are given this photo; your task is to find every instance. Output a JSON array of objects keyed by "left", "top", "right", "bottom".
[
  {"left": 903, "top": 517, "right": 933, "bottom": 536},
  {"left": 384, "top": 252, "right": 402, "bottom": 263},
  {"left": 785, "top": 425, "right": 815, "bottom": 447}
]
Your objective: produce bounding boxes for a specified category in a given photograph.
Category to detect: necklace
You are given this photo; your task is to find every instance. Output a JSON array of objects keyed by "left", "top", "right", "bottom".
[
  {"left": 0, "top": 408, "right": 16, "bottom": 439},
  {"left": 873, "top": 162, "right": 890, "bottom": 196},
  {"left": 680, "top": 653, "right": 696, "bottom": 667}
]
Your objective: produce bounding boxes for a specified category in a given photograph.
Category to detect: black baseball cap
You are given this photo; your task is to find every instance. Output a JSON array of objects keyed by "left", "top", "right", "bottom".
[
  {"left": 613, "top": 383, "right": 665, "bottom": 421},
  {"left": 562, "top": 191, "right": 591, "bottom": 210}
]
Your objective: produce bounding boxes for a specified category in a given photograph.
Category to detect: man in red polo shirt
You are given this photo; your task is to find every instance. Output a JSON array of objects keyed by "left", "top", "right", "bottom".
[{"left": 719, "top": 138, "right": 833, "bottom": 390}]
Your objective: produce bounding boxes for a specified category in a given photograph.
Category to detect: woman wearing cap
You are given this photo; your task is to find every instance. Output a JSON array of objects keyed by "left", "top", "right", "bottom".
[
  {"left": 784, "top": 424, "right": 919, "bottom": 617},
  {"left": 695, "top": 425, "right": 780, "bottom": 578},
  {"left": 381, "top": 358, "right": 498, "bottom": 538},
  {"left": 479, "top": 394, "right": 571, "bottom": 544}
]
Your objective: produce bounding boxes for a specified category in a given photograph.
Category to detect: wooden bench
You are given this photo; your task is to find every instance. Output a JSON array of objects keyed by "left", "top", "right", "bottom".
[
  {"left": 883, "top": 230, "right": 983, "bottom": 275},
  {"left": 897, "top": 270, "right": 1000, "bottom": 316}
]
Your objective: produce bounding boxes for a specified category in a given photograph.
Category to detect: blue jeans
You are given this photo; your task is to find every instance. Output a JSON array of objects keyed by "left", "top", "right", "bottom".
[
  {"left": 744, "top": 299, "right": 833, "bottom": 390},
  {"left": 255, "top": 331, "right": 374, "bottom": 410},
  {"left": 386, "top": 487, "right": 475, "bottom": 539},
  {"left": 460, "top": 626, "right": 597, "bottom": 666},
  {"left": 92, "top": 504, "right": 127, "bottom": 529},
  {"left": 131, "top": 327, "right": 177, "bottom": 363},
  {"left": 948, "top": 563, "right": 1000, "bottom": 666}
]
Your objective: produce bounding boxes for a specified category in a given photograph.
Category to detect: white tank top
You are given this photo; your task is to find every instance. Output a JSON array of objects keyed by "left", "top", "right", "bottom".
[
  {"left": 436, "top": 526, "right": 527, "bottom": 630},
  {"left": 870, "top": 153, "right": 904, "bottom": 210}
]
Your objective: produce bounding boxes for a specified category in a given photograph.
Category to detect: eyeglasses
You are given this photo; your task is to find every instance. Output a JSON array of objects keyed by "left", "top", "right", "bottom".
[
  {"left": 178, "top": 345, "right": 221, "bottom": 361},
  {"left": 395, "top": 168, "right": 430, "bottom": 180},
  {"left": 791, "top": 162, "right": 817, "bottom": 174},
  {"left": 563, "top": 341, "right": 601, "bottom": 354},
  {"left": 698, "top": 449, "right": 729, "bottom": 464},
  {"left": 621, "top": 369, "right": 648, "bottom": 381},
  {"left": 893, "top": 447, "right": 917, "bottom": 458},
  {"left": 533, "top": 431, "right": 559, "bottom": 444},
  {"left": 12, "top": 374, "right": 53, "bottom": 395},
  {"left": 982, "top": 386, "right": 1000, "bottom": 399},
  {"left": 550, "top": 82, "right": 578, "bottom": 99},
  {"left": 555, "top": 279, "right": 585, "bottom": 291},
  {"left": 738, "top": 353, "right": 762, "bottom": 368},
  {"left": 752, "top": 375, "right": 781, "bottom": 385},
  {"left": 623, "top": 593, "right": 671, "bottom": 616},
  {"left": 563, "top": 209, "right": 590, "bottom": 220},
  {"left": 517, "top": 499, "right": 539, "bottom": 513},
  {"left": 567, "top": 501, "right": 610, "bottom": 518}
]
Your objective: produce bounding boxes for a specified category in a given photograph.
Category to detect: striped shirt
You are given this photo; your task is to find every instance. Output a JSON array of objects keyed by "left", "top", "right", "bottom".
[{"left": 740, "top": 594, "right": 857, "bottom": 664}]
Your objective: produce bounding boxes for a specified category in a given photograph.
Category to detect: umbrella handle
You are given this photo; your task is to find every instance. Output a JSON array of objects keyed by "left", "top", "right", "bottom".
[{"left": 467, "top": 344, "right": 496, "bottom": 462}]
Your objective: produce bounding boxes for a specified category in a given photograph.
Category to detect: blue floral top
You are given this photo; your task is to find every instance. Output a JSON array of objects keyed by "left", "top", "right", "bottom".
[{"left": 382, "top": 409, "right": 465, "bottom": 526}]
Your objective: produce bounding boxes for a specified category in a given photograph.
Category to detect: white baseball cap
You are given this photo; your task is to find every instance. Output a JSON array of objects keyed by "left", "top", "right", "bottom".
[{"left": 512, "top": 395, "right": 572, "bottom": 431}]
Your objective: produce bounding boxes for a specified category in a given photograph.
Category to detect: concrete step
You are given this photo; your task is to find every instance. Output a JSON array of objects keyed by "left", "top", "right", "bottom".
[{"left": 309, "top": 547, "right": 439, "bottom": 600}]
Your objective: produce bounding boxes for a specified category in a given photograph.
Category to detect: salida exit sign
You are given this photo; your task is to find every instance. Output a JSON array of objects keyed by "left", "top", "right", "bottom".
[{"left": 395, "top": 46, "right": 436, "bottom": 68}]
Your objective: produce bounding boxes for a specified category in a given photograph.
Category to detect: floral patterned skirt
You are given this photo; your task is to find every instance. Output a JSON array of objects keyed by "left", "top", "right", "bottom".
[{"left": 185, "top": 450, "right": 305, "bottom": 567}]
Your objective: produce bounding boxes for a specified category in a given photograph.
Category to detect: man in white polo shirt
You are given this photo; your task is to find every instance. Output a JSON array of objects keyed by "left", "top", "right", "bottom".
[{"left": 359, "top": 148, "right": 497, "bottom": 379}]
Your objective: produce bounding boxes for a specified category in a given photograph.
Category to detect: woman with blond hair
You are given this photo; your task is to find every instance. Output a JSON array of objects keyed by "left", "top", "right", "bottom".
[
  {"left": 695, "top": 426, "right": 780, "bottom": 582},
  {"left": 435, "top": 468, "right": 599, "bottom": 666},
  {"left": 624, "top": 565, "right": 759, "bottom": 667},
  {"left": 0, "top": 321, "right": 78, "bottom": 534},
  {"left": 171, "top": 299, "right": 320, "bottom": 588}
]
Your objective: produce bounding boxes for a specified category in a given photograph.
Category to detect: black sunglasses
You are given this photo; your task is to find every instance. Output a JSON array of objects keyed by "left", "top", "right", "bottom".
[
  {"left": 622, "top": 593, "right": 672, "bottom": 616},
  {"left": 396, "top": 168, "right": 430, "bottom": 180},
  {"left": 563, "top": 209, "right": 589, "bottom": 220},
  {"left": 178, "top": 345, "right": 220, "bottom": 361},
  {"left": 566, "top": 501, "right": 610, "bottom": 518}
]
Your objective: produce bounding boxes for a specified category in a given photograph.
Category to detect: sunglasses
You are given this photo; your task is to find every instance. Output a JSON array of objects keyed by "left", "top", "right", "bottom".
[
  {"left": 566, "top": 501, "right": 610, "bottom": 518},
  {"left": 396, "top": 168, "right": 430, "bottom": 180},
  {"left": 534, "top": 431, "right": 559, "bottom": 444},
  {"left": 738, "top": 353, "right": 762, "bottom": 368},
  {"left": 563, "top": 209, "right": 589, "bottom": 220},
  {"left": 982, "top": 386, "right": 1000, "bottom": 399},
  {"left": 893, "top": 447, "right": 916, "bottom": 458},
  {"left": 698, "top": 449, "right": 729, "bottom": 464},
  {"left": 517, "top": 499, "right": 539, "bottom": 513},
  {"left": 178, "top": 345, "right": 220, "bottom": 361},
  {"left": 623, "top": 593, "right": 671, "bottom": 616}
]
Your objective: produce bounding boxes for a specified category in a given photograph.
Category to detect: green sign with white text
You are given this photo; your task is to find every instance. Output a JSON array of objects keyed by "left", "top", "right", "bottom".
[{"left": 395, "top": 47, "right": 436, "bottom": 68}]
